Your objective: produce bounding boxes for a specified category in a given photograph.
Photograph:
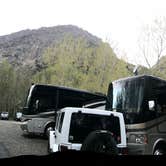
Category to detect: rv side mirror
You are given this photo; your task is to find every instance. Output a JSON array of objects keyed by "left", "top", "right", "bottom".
[
  {"left": 35, "top": 100, "right": 40, "bottom": 110},
  {"left": 148, "top": 100, "right": 155, "bottom": 111},
  {"left": 22, "top": 107, "right": 28, "bottom": 113}
]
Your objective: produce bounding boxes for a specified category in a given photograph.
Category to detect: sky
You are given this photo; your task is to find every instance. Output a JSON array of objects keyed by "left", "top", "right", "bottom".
[{"left": 1, "top": 0, "right": 166, "bottom": 66}]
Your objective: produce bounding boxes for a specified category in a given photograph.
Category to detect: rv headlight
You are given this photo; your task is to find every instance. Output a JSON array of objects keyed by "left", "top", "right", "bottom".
[
  {"left": 129, "top": 134, "right": 147, "bottom": 144},
  {"left": 136, "top": 135, "right": 147, "bottom": 144}
]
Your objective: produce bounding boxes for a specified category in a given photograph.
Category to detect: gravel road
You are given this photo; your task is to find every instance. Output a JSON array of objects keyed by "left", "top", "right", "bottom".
[{"left": 0, "top": 120, "right": 48, "bottom": 158}]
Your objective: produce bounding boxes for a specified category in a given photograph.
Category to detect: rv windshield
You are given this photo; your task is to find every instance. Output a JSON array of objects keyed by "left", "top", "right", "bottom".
[
  {"left": 106, "top": 75, "right": 166, "bottom": 124},
  {"left": 111, "top": 79, "right": 144, "bottom": 114},
  {"left": 24, "top": 85, "right": 35, "bottom": 108},
  {"left": 106, "top": 77, "right": 146, "bottom": 124}
]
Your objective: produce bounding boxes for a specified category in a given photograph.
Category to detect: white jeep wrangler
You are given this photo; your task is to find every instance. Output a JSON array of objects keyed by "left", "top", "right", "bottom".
[{"left": 48, "top": 107, "right": 127, "bottom": 155}]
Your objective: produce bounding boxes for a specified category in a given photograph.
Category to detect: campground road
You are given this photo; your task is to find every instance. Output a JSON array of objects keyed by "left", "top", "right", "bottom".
[{"left": 0, "top": 120, "right": 48, "bottom": 158}]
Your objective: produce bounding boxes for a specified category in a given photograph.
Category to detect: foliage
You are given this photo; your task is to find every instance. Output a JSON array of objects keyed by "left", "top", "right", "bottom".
[
  {"left": 0, "top": 60, "right": 31, "bottom": 117},
  {"left": 0, "top": 35, "right": 149, "bottom": 118},
  {"left": 138, "top": 16, "right": 166, "bottom": 68},
  {"left": 33, "top": 36, "right": 131, "bottom": 94},
  {"left": 150, "top": 55, "right": 166, "bottom": 79}
]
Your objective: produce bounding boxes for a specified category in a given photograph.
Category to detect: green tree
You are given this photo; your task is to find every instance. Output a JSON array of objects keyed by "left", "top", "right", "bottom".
[
  {"left": 33, "top": 35, "right": 131, "bottom": 94},
  {"left": 0, "top": 60, "right": 32, "bottom": 118}
]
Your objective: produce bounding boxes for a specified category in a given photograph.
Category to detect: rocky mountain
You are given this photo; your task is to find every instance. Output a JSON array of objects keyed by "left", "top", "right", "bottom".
[
  {"left": 0, "top": 24, "right": 150, "bottom": 77},
  {"left": 0, "top": 25, "right": 101, "bottom": 72}
]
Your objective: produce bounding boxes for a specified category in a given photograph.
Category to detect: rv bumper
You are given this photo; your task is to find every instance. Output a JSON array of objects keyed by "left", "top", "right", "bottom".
[
  {"left": 20, "top": 121, "right": 29, "bottom": 133},
  {"left": 127, "top": 143, "right": 147, "bottom": 155}
]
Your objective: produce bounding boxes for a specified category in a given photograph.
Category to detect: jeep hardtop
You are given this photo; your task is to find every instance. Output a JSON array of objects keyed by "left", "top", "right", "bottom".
[{"left": 49, "top": 107, "right": 127, "bottom": 155}]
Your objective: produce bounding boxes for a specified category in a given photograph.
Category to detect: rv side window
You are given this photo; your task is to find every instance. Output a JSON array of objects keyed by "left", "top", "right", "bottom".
[
  {"left": 58, "top": 112, "right": 65, "bottom": 133},
  {"left": 156, "top": 94, "right": 166, "bottom": 115},
  {"left": 161, "top": 104, "right": 166, "bottom": 114}
]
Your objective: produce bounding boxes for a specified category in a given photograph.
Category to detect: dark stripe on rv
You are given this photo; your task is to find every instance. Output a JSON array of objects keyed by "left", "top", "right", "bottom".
[
  {"left": 23, "top": 111, "right": 55, "bottom": 119},
  {"left": 126, "top": 116, "right": 166, "bottom": 132}
]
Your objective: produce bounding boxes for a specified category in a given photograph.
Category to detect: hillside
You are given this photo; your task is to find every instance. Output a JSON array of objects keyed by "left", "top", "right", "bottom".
[
  {"left": 0, "top": 25, "right": 101, "bottom": 72},
  {"left": 0, "top": 25, "right": 151, "bottom": 115}
]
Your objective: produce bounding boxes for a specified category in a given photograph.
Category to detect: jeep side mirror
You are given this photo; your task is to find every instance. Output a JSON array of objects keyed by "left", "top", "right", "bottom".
[{"left": 148, "top": 100, "right": 155, "bottom": 111}]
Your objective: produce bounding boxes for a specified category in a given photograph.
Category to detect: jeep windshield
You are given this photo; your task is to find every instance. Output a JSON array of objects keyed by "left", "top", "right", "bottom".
[{"left": 69, "top": 113, "right": 120, "bottom": 144}]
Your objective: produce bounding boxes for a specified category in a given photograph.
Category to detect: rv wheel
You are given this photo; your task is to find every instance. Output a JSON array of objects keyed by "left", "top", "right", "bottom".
[
  {"left": 44, "top": 124, "right": 54, "bottom": 138},
  {"left": 81, "top": 130, "right": 118, "bottom": 155},
  {"left": 153, "top": 149, "right": 165, "bottom": 155}
]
